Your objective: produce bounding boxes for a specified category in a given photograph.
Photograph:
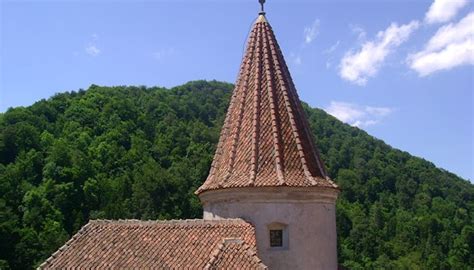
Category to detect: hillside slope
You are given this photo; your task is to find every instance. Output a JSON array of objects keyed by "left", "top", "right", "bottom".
[{"left": 0, "top": 81, "right": 472, "bottom": 269}]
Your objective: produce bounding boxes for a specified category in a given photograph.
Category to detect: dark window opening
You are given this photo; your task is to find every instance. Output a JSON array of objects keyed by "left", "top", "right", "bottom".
[{"left": 270, "top": 229, "right": 283, "bottom": 247}]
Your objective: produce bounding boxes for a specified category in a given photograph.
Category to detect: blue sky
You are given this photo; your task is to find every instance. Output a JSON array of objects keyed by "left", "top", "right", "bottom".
[{"left": 1, "top": 0, "right": 473, "bottom": 180}]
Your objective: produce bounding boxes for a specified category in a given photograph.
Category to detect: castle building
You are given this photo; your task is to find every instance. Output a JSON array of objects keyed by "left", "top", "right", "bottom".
[{"left": 40, "top": 3, "right": 339, "bottom": 269}]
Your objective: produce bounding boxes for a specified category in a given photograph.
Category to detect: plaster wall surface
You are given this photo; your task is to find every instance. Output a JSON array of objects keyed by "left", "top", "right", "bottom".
[{"left": 201, "top": 188, "right": 338, "bottom": 270}]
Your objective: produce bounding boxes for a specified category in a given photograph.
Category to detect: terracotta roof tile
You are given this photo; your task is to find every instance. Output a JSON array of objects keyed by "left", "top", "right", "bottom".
[
  {"left": 204, "top": 238, "right": 267, "bottom": 270},
  {"left": 196, "top": 14, "right": 338, "bottom": 194},
  {"left": 39, "top": 219, "right": 260, "bottom": 269}
]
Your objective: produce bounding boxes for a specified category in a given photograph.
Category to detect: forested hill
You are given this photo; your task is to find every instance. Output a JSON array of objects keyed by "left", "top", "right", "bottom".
[{"left": 0, "top": 80, "right": 472, "bottom": 269}]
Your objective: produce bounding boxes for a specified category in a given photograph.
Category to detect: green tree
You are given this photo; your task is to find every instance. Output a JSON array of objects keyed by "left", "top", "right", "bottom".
[{"left": 0, "top": 81, "right": 472, "bottom": 269}]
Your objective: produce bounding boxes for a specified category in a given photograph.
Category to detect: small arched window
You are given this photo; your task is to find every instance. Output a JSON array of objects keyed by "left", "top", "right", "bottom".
[{"left": 267, "top": 222, "right": 288, "bottom": 250}]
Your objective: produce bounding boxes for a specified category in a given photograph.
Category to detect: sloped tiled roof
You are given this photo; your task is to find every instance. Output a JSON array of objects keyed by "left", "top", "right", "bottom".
[
  {"left": 39, "top": 219, "right": 263, "bottom": 269},
  {"left": 204, "top": 238, "right": 267, "bottom": 269},
  {"left": 196, "top": 14, "right": 338, "bottom": 194}
]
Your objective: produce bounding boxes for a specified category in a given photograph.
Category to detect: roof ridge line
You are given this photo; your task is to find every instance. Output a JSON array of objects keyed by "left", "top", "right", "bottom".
[
  {"left": 250, "top": 23, "right": 263, "bottom": 184},
  {"left": 88, "top": 218, "right": 251, "bottom": 226},
  {"left": 272, "top": 34, "right": 328, "bottom": 180},
  {"left": 264, "top": 24, "right": 310, "bottom": 185},
  {"left": 240, "top": 240, "right": 269, "bottom": 269},
  {"left": 205, "top": 98, "right": 231, "bottom": 188},
  {"left": 38, "top": 221, "right": 94, "bottom": 269},
  {"left": 225, "top": 25, "right": 258, "bottom": 187},
  {"left": 203, "top": 238, "right": 227, "bottom": 270},
  {"left": 262, "top": 23, "right": 285, "bottom": 185},
  {"left": 205, "top": 35, "right": 253, "bottom": 188},
  {"left": 203, "top": 237, "right": 268, "bottom": 270}
]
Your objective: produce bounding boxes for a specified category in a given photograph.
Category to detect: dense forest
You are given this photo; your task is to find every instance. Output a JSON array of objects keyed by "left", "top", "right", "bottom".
[{"left": 0, "top": 81, "right": 472, "bottom": 269}]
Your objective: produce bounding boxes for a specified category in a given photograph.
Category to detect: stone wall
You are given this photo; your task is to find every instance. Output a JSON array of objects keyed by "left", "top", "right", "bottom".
[{"left": 200, "top": 187, "right": 339, "bottom": 270}]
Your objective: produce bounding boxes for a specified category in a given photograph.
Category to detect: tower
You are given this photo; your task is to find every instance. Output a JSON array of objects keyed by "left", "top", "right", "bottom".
[{"left": 196, "top": 4, "right": 340, "bottom": 270}]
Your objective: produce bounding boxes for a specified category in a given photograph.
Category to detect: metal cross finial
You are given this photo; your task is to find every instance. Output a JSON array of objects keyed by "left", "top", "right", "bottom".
[{"left": 259, "top": 0, "right": 265, "bottom": 14}]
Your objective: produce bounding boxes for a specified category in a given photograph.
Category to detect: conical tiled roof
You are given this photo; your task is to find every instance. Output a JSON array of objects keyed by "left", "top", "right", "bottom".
[{"left": 196, "top": 14, "right": 338, "bottom": 195}]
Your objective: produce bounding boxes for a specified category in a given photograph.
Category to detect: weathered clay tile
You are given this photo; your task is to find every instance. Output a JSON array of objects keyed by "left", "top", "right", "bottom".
[
  {"left": 196, "top": 15, "right": 338, "bottom": 195},
  {"left": 39, "top": 219, "right": 261, "bottom": 269},
  {"left": 204, "top": 239, "right": 267, "bottom": 270}
]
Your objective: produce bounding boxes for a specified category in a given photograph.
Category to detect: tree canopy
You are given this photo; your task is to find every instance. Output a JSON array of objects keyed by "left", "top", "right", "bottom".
[{"left": 0, "top": 81, "right": 472, "bottom": 269}]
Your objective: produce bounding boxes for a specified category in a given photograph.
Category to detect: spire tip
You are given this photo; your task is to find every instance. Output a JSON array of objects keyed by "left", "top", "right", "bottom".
[{"left": 259, "top": 0, "right": 266, "bottom": 15}]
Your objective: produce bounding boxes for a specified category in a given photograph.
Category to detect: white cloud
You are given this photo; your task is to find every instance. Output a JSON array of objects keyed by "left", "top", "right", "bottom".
[
  {"left": 304, "top": 19, "right": 320, "bottom": 44},
  {"left": 409, "top": 41, "right": 473, "bottom": 76},
  {"left": 425, "top": 0, "right": 468, "bottom": 24},
  {"left": 85, "top": 45, "right": 101, "bottom": 56},
  {"left": 352, "top": 120, "right": 378, "bottom": 128},
  {"left": 325, "top": 101, "right": 394, "bottom": 128},
  {"left": 408, "top": 12, "right": 474, "bottom": 76},
  {"left": 350, "top": 25, "right": 367, "bottom": 41},
  {"left": 323, "top": 40, "right": 340, "bottom": 54},
  {"left": 339, "top": 21, "right": 419, "bottom": 85},
  {"left": 365, "top": 106, "right": 392, "bottom": 117},
  {"left": 290, "top": 20, "right": 319, "bottom": 66},
  {"left": 85, "top": 34, "right": 101, "bottom": 57},
  {"left": 326, "top": 102, "right": 365, "bottom": 123},
  {"left": 289, "top": 52, "right": 302, "bottom": 65}
]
